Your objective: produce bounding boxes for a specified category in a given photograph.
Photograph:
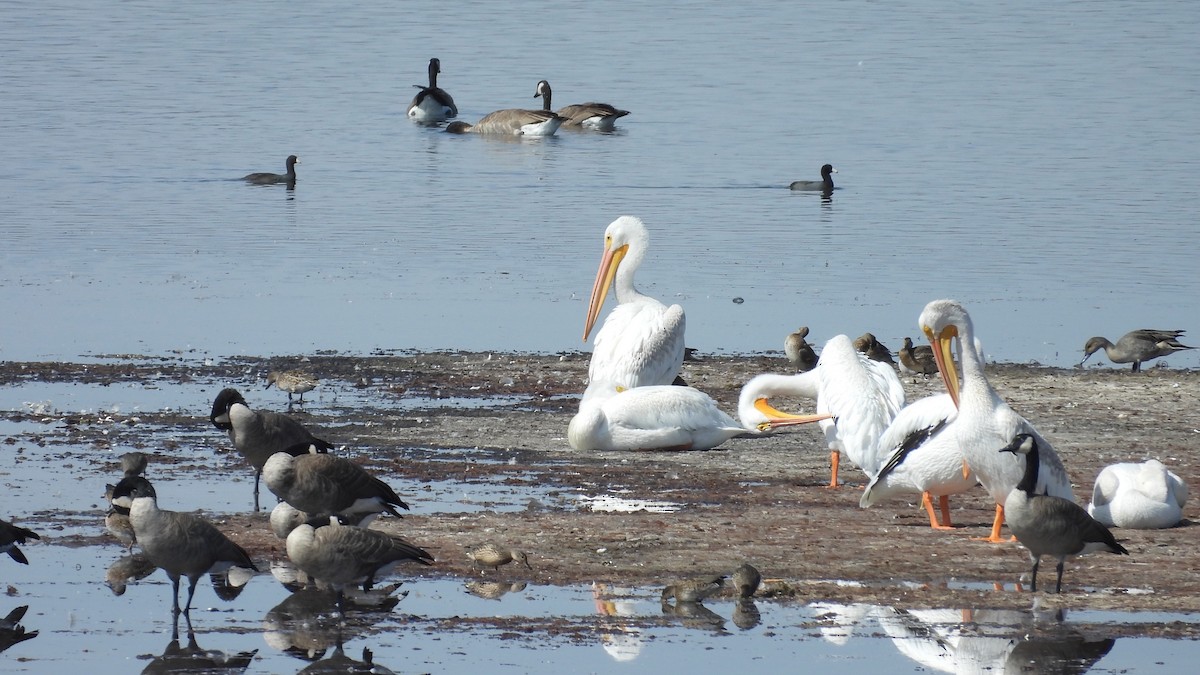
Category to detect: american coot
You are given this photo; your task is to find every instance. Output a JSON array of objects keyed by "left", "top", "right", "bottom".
[
  {"left": 1000, "top": 434, "right": 1128, "bottom": 593},
  {"left": 919, "top": 299, "right": 1074, "bottom": 543},
  {"left": 534, "top": 80, "right": 629, "bottom": 131},
  {"left": 407, "top": 57, "right": 458, "bottom": 122},
  {"left": 1080, "top": 329, "right": 1193, "bottom": 372},
  {"left": 445, "top": 109, "right": 563, "bottom": 136},
  {"left": 789, "top": 163, "right": 837, "bottom": 191},
  {"left": 243, "top": 155, "right": 298, "bottom": 185},
  {"left": 752, "top": 335, "right": 905, "bottom": 488},
  {"left": 584, "top": 216, "right": 687, "bottom": 389}
]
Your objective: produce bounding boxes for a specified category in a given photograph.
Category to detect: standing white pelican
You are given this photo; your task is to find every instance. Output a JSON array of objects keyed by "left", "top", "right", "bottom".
[
  {"left": 751, "top": 335, "right": 905, "bottom": 486},
  {"left": 920, "top": 299, "right": 1074, "bottom": 542},
  {"left": 1088, "top": 460, "right": 1187, "bottom": 529},
  {"left": 568, "top": 379, "right": 830, "bottom": 452},
  {"left": 583, "top": 216, "right": 686, "bottom": 390},
  {"left": 860, "top": 393, "right": 976, "bottom": 529}
]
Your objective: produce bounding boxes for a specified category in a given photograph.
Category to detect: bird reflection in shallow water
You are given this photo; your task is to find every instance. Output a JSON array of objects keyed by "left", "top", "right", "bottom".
[
  {"left": 660, "top": 599, "right": 727, "bottom": 632},
  {"left": 142, "top": 611, "right": 257, "bottom": 674},
  {"left": 732, "top": 599, "right": 761, "bottom": 630},
  {"left": 0, "top": 606, "right": 37, "bottom": 655},
  {"left": 105, "top": 552, "right": 158, "bottom": 596},
  {"left": 592, "top": 583, "right": 645, "bottom": 662},
  {"left": 298, "top": 642, "right": 396, "bottom": 675},
  {"left": 465, "top": 580, "right": 527, "bottom": 600},
  {"left": 263, "top": 584, "right": 405, "bottom": 661}
]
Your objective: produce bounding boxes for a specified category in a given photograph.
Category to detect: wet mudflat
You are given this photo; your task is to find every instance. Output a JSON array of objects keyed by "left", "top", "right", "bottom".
[{"left": 2, "top": 351, "right": 1199, "bottom": 672}]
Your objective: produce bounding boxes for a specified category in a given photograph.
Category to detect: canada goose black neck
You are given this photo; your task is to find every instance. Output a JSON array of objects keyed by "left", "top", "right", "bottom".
[{"left": 1003, "top": 433, "right": 1040, "bottom": 495}]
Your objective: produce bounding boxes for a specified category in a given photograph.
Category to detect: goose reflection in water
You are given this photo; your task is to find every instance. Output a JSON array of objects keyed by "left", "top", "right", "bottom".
[
  {"left": 297, "top": 642, "right": 396, "bottom": 674},
  {"left": 142, "top": 612, "right": 257, "bottom": 674},
  {"left": 874, "top": 605, "right": 1114, "bottom": 674},
  {"left": 0, "top": 606, "right": 37, "bottom": 656},
  {"left": 262, "top": 584, "right": 405, "bottom": 661}
]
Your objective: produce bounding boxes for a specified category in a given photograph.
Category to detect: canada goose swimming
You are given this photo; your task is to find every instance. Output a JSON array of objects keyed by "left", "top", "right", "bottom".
[
  {"left": 584, "top": 216, "right": 687, "bottom": 389},
  {"left": 1080, "top": 329, "right": 1193, "bottom": 372},
  {"left": 210, "top": 388, "right": 334, "bottom": 509},
  {"left": 860, "top": 393, "right": 976, "bottom": 529},
  {"left": 921, "top": 299, "right": 1074, "bottom": 542},
  {"left": 898, "top": 337, "right": 938, "bottom": 377},
  {"left": 243, "top": 155, "right": 298, "bottom": 185},
  {"left": 265, "top": 370, "right": 319, "bottom": 404},
  {"left": 752, "top": 335, "right": 905, "bottom": 487},
  {"left": 1088, "top": 460, "right": 1188, "bottom": 529},
  {"left": 789, "top": 164, "right": 837, "bottom": 191},
  {"left": 263, "top": 448, "right": 409, "bottom": 522},
  {"left": 732, "top": 563, "right": 761, "bottom": 599},
  {"left": 407, "top": 57, "right": 458, "bottom": 123},
  {"left": 785, "top": 326, "right": 819, "bottom": 372},
  {"left": 118, "top": 480, "right": 259, "bottom": 613},
  {"left": 853, "top": 332, "right": 896, "bottom": 366},
  {"left": 445, "top": 108, "right": 563, "bottom": 136},
  {"left": 467, "top": 543, "right": 531, "bottom": 572},
  {"left": 1000, "top": 434, "right": 1128, "bottom": 593},
  {"left": 534, "top": 79, "right": 629, "bottom": 131},
  {"left": 285, "top": 517, "right": 433, "bottom": 607},
  {"left": 661, "top": 575, "right": 725, "bottom": 603},
  {"left": 0, "top": 518, "right": 39, "bottom": 565}
]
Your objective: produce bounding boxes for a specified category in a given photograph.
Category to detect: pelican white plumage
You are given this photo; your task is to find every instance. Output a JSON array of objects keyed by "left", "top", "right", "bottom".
[
  {"left": 860, "top": 393, "right": 977, "bottom": 529},
  {"left": 920, "top": 299, "right": 1074, "bottom": 542},
  {"left": 751, "top": 334, "right": 905, "bottom": 486},
  {"left": 583, "top": 216, "right": 686, "bottom": 390},
  {"left": 1088, "top": 460, "right": 1187, "bottom": 529}
]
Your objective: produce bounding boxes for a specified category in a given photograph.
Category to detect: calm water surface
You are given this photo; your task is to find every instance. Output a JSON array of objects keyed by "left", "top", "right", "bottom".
[{"left": 1, "top": 1, "right": 1197, "bottom": 367}]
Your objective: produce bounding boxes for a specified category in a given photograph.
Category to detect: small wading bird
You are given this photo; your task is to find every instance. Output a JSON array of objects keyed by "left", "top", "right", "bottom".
[
  {"left": 1088, "top": 460, "right": 1188, "bottom": 530},
  {"left": 582, "top": 216, "right": 687, "bottom": 390},
  {"left": 1000, "top": 434, "right": 1128, "bottom": 593},
  {"left": 210, "top": 388, "right": 334, "bottom": 510},
  {"left": 467, "top": 543, "right": 531, "bottom": 572},
  {"left": 920, "top": 299, "right": 1073, "bottom": 542},
  {"left": 407, "top": 57, "right": 457, "bottom": 123},
  {"left": 661, "top": 575, "right": 725, "bottom": 603},
  {"left": 243, "top": 155, "right": 298, "bottom": 185},
  {"left": 1080, "top": 329, "right": 1193, "bottom": 372},
  {"left": 265, "top": 370, "right": 319, "bottom": 403},
  {"left": 534, "top": 79, "right": 629, "bottom": 131}
]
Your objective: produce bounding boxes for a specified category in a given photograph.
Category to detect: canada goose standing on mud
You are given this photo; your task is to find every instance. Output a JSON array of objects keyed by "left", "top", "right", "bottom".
[
  {"left": 1000, "top": 434, "right": 1128, "bottom": 593},
  {"left": 534, "top": 79, "right": 629, "bottom": 131},
  {"left": 263, "top": 446, "right": 409, "bottom": 522},
  {"left": 1080, "top": 329, "right": 1193, "bottom": 372},
  {"left": 210, "top": 388, "right": 334, "bottom": 509},
  {"left": 118, "top": 480, "right": 258, "bottom": 613},
  {"left": 407, "top": 57, "right": 458, "bottom": 123},
  {"left": 286, "top": 517, "right": 433, "bottom": 608}
]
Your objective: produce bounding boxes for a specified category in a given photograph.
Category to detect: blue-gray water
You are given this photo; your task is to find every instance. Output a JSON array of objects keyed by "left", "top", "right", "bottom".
[{"left": 2, "top": 1, "right": 1198, "bottom": 368}]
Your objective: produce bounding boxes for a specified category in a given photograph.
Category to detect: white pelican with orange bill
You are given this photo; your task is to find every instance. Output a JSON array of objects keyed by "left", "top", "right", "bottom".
[
  {"left": 919, "top": 299, "right": 1073, "bottom": 542},
  {"left": 582, "top": 216, "right": 686, "bottom": 390}
]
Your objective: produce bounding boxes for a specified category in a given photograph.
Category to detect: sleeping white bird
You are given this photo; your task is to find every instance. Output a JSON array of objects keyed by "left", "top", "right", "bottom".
[
  {"left": 920, "top": 299, "right": 1074, "bottom": 542},
  {"left": 1088, "top": 460, "right": 1188, "bottom": 529},
  {"left": 583, "top": 216, "right": 686, "bottom": 390},
  {"left": 568, "top": 378, "right": 830, "bottom": 452},
  {"left": 860, "top": 393, "right": 977, "bottom": 529},
  {"left": 750, "top": 334, "right": 906, "bottom": 486}
]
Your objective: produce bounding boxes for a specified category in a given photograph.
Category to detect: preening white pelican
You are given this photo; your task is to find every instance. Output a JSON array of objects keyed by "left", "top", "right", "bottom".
[
  {"left": 568, "top": 376, "right": 831, "bottom": 452},
  {"left": 751, "top": 334, "right": 905, "bottom": 486},
  {"left": 920, "top": 299, "right": 1073, "bottom": 542},
  {"left": 583, "top": 216, "right": 686, "bottom": 390},
  {"left": 1088, "top": 460, "right": 1187, "bottom": 529},
  {"left": 860, "top": 393, "right": 977, "bottom": 529}
]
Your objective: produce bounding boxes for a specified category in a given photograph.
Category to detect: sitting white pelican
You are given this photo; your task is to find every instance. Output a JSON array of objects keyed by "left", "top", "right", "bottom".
[
  {"left": 920, "top": 299, "right": 1073, "bottom": 542},
  {"left": 568, "top": 377, "right": 831, "bottom": 452},
  {"left": 583, "top": 216, "right": 686, "bottom": 390},
  {"left": 860, "top": 393, "right": 977, "bottom": 529},
  {"left": 1088, "top": 460, "right": 1188, "bottom": 529},
  {"left": 749, "top": 334, "right": 905, "bottom": 487}
]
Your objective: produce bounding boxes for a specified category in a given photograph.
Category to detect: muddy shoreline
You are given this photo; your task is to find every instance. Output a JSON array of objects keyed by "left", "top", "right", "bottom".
[{"left": 5, "top": 351, "right": 1198, "bottom": 615}]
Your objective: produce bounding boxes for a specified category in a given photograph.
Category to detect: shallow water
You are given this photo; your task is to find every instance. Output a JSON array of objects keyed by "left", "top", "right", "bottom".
[{"left": 1, "top": 1, "right": 1198, "bottom": 368}]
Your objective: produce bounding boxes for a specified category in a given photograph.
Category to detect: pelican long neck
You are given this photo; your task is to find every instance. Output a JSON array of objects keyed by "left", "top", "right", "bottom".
[
  {"left": 955, "top": 320, "right": 987, "bottom": 401},
  {"left": 1016, "top": 441, "right": 1040, "bottom": 495},
  {"left": 613, "top": 233, "right": 649, "bottom": 304}
]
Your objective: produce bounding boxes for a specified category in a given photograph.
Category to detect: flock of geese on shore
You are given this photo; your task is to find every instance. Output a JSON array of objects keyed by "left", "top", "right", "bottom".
[{"left": 567, "top": 215, "right": 1191, "bottom": 592}]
